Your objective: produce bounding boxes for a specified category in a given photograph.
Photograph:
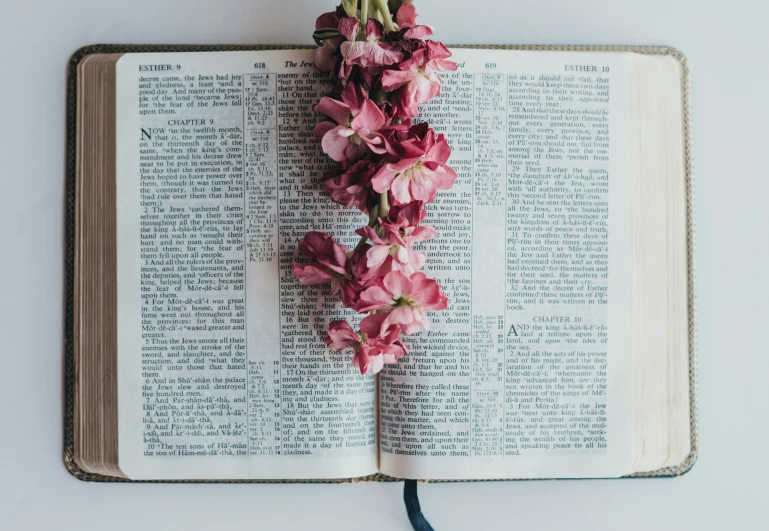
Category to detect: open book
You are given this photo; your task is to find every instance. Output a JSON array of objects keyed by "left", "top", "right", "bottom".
[{"left": 67, "top": 45, "right": 697, "bottom": 481}]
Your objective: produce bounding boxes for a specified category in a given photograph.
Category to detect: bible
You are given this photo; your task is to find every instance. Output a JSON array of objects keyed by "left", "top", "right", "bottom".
[{"left": 66, "top": 44, "right": 697, "bottom": 481}]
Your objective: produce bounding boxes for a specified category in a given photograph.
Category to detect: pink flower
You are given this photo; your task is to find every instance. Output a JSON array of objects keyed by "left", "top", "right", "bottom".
[
  {"left": 313, "top": 82, "right": 387, "bottom": 162},
  {"left": 292, "top": 231, "right": 348, "bottom": 288},
  {"left": 325, "top": 320, "right": 360, "bottom": 350},
  {"left": 355, "top": 201, "right": 436, "bottom": 275},
  {"left": 313, "top": 11, "right": 344, "bottom": 73},
  {"left": 340, "top": 18, "right": 403, "bottom": 70},
  {"left": 293, "top": 232, "right": 380, "bottom": 311},
  {"left": 357, "top": 270, "right": 448, "bottom": 335},
  {"left": 315, "top": 10, "right": 339, "bottom": 30},
  {"left": 316, "top": 39, "right": 344, "bottom": 72},
  {"left": 371, "top": 126, "right": 457, "bottom": 204},
  {"left": 395, "top": 3, "right": 434, "bottom": 39},
  {"left": 380, "top": 201, "right": 437, "bottom": 247},
  {"left": 338, "top": 245, "right": 378, "bottom": 310},
  {"left": 322, "top": 160, "right": 376, "bottom": 214},
  {"left": 381, "top": 41, "right": 457, "bottom": 118},
  {"left": 325, "top": 314, "right": 407, "bottom": 375}
]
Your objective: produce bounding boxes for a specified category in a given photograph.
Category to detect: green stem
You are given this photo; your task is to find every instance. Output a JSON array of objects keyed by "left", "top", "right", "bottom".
[
  {"left": 370, "top": 90, "right": 390, "bottom": 103},
  {"left": 371, "top": 0, "right": 396, "bottom": 32},
  {"left": 353, "top": 203, "right": 380, "bottom": 252},
  {"left": 360, "top": 0, "right": 369, "bottom": 25},
  {"left": 353, "top": 234, "right": 368, "bottom": 253},
  {"left": 378, "top": 191, "right": 391, "bottom": 218}
]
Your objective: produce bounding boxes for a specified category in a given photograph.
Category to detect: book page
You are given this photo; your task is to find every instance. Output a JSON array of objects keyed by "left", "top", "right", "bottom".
[
  {"left": 116, "top": 50, "right": 378, "bottom": 480},
  {"left": 378, "top": 49, "right": 634, "bottom": 479}
]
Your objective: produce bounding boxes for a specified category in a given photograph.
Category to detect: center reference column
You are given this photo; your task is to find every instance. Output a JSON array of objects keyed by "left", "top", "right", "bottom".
[
  {"left": 243, "top": 73, "right": 282, "bottom": 456},
  {"left": 470, "top": 73, "right": 507, "bottom": 457}
]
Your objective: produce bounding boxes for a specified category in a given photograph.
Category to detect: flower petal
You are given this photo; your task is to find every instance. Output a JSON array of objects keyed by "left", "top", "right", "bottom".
[
  {"left": 383, "top": 270, "right": 413, "bottom": 299},
  {"left": 338, "top": 16, "right": 359, "bottom": 41},
  {"left": 315, "top": 97, "right": 351, "bottom": 126},
  {"left": 325, "top": 320, "right": 359, "bottom": 350},
  {"left": 358, "top": 285, "right": 395, "bottom": 312},
  {"left": 351, "top": 98, "right": 386, "bottom": 133},
  {"left": 292, "top": 263, "right": 336, "bottom": 285},
  {"left": 321, "top": 126, "right": 355, "bottom": 162},
  {"left": 366, "top": 244, "right": 392, "bottom": 269}
]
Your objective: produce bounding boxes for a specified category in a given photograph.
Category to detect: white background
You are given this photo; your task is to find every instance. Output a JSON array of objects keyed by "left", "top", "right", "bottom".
[{"left": 1, "top": 0, "right": 767, "bottom": 529}]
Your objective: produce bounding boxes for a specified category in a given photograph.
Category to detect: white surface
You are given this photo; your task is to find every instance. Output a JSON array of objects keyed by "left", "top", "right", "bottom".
[{"left": 0, "top": 0, "right": 766, "bottom": 529}]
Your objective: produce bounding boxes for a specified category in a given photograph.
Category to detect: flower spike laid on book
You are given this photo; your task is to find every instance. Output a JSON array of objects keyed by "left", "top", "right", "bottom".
[{"left": 293, "top": 0, "right": 457, "bottom": 375}]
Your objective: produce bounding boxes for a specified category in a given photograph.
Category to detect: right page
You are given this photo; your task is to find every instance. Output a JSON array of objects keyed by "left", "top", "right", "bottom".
[{"left": 379, "top": 49, "right": 634, "bottom": 479}]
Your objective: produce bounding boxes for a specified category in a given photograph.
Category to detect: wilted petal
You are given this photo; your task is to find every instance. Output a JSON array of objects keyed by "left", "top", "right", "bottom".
[
  {"left": 364, "top": 18, "right": 385, "bottom": 40},
  {"left": 341, "top": 82, "right": 368, "bottom": 114},
  {"left": 338, "top": 16, "right": 359, "bottom": 41},
  {"left": 358, "top": 284, "right": 396, "bottom": 312},
  {"left": 362, "top": 42, "right": 403, "bottom": 66},
  {"left": 344, "top": 140, "right": 369, "bottom": 162},
  {"left": 426, "top": 41, "right": 453, "bottom": 61},
  {"left": 313, "top": 120, "right": 336, "bottom": 139},
  {"left": 293, "top": 263, "right": 336, "bottom": 285},
  {"left": 395, "top": 2, "right": 418, "bottom": 26},
  {"left": 340, "top": 41, "right": 367, "bottom": 64},
  {"left": 381, "top": 66, "right": 417, "bottom": 92},
  {"left": 359, "top": 313, "right": 386, "bottom": 338},
  {"left": 321, "top": 126, "right": 356, "bottom": 162},
  {"left": 315, "top": 11, "right": 340, "bottom": 30},
  {"left": 351, "top": 99, "right": 386, "bottom": 134},
  {"left": 315, "top": 40, "right": 338, "bottom": 72},
  {"left": 325, "top": 320, "right": 359, "bottom": 350},
  {"left": 315, "top": 96, "right": 351, "bottom": 126},
  {"left": 403, "top": 25, "right": 434, "bottom": 39}
]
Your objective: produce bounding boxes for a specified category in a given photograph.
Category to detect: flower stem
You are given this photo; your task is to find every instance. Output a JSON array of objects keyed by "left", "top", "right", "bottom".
[
  {"left": 371, "top": 0, "right": 396, "bottom": 32},
  {"left": 353, "top": 203, "right": 380, "bottom": 252},
  {"left": 378, "top": 191, "right": 391, "bottom": 218},
  {"left": 360, "top": 0, "right": 369, "bottom": 24},
  {"left": 370, "top": 90, "right": 390, "bottom": 103}
]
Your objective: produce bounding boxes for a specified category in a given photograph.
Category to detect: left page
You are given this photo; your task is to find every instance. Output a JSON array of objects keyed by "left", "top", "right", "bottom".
[{"left": 116, "top": 50, "right": 377, "bottom": 480}]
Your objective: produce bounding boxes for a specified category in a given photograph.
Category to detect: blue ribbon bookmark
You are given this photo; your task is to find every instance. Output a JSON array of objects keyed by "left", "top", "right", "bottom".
[{"left": 404, "top": 480, "right": 434, "bottom": 531}]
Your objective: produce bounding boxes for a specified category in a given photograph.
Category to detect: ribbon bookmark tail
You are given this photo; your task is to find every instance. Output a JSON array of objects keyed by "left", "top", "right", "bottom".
[{"left": 403, "top": 479, "right": 435, "bottom": 531}]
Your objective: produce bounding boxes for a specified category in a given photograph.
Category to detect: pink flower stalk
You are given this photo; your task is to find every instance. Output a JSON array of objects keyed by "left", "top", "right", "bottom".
[
  {"left": 381, "top": 41, "right": 457, "bottom": 118},
  {"left": 313, "top": 82, "right": 387, "bottom": 162},
  {"left": 298, "top": 1, "right": 455, "bottom": 373},
  {"left": 371, "top": 126, "right": 457, "bottom": 204},
  {"left": 325, "top": 314, "right": 407, "bottom": 375},
  {"left": 358, "top": 270, "right": 448, "bottom": 335}
]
